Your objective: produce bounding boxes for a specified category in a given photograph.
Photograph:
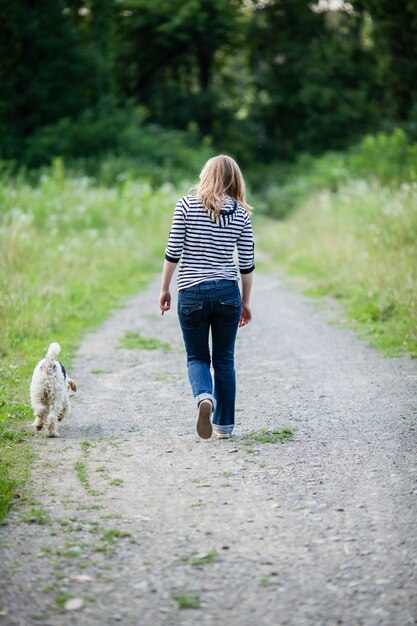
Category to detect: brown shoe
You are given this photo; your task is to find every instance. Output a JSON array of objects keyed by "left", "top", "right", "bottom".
[{"left": 196, "top": 399, "right": 213, "bottom": 439}]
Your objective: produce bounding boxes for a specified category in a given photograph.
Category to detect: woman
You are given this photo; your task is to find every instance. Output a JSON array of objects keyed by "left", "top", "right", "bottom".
[{"left": 159, "top": 155, "right": 255, "bottom": 440}]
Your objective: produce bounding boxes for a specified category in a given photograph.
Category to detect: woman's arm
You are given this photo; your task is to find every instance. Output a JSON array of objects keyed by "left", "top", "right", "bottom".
[
  {"left": 160, "top": 197, "right": 187, "bottom": 315},
  {"left": 239, "top": 271, "right": 253, "bottom": 327},
  {"left": 159, "top": 260, "right": 177, "bottom": 315}
]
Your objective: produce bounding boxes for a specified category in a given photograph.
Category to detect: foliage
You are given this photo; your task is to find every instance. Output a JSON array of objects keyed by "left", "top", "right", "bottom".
[
  {"left": 0, "top": 0, "right": 97, "bottom": 159},
  {"left": 114, "top": 0, "right": 242, "bottom": 135},
  {"left": 246, "top": 1, "right": 377, "bottom": 158},
  {"left": 351, "top": 0, "right": 417, "bottom": 124},
  {"left": 22, "top": 106, "right": 212, "bottom": 185},
  {"left": 1, "top": 1, "right": 416, "bottom": 164},
  {"left": 256, "top": 129, "right": 417, "bottom": 218}
]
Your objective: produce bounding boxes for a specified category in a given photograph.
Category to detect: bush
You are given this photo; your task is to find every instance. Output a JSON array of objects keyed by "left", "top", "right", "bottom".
[
  {"left": 257, "top": 129, "right": 417, "bottom": 219},
  {"left": 21, "top": 106, "right": 212, "bottom": 185}
]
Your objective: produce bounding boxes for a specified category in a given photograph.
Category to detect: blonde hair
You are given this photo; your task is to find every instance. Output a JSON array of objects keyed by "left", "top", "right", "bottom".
[{"left": 196, "top": 155, "right": 253, "bottom": 218}]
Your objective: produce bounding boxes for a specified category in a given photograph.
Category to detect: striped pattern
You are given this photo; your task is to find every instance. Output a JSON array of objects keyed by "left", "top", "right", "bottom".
[{"left": 165, "top": 195, "right": 255, "bottom": 291}]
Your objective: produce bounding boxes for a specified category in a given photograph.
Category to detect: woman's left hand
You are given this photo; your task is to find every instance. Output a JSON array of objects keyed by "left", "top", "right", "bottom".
[{"left": 159, "top": 290, "right": 171, "bottom": 316}]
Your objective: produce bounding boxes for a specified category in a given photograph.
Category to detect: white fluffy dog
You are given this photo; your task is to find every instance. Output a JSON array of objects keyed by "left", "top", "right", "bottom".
[{"left": 30, "top": 343, "right": 76, "bottom": 437}]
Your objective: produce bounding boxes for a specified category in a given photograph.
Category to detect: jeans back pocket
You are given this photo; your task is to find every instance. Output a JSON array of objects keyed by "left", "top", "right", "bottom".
[{"left": 180, "top": 301, "right": 203, "bottom": 315}]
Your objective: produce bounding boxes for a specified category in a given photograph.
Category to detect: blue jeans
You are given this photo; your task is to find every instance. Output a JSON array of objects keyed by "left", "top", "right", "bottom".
[{"left": 178, "top": 279, "right": 242, "bottom": 434}]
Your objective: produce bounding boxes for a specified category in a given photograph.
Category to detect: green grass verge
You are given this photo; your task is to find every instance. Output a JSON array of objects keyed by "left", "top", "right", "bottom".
[
  {"left": 0, "top": 164, "right": 181, "bottom": 520},
  {"left": 256, "top": 179, "right": 417, "bottom": 358}
]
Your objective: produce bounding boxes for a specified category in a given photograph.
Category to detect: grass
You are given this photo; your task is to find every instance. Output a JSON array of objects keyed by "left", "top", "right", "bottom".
[
  {"left": 21, "top": 506, "right": 51, "bottom": 525},
  {"left": 190, "top": 550, "right": 219, "bottom": 566},
  {"left": 119, "top": 330, "right": 171, "bottom": 351},
  {"left": 54, "top": 590, "right": 73, "bottom": 610},
  {"left": 0, "top": 397, "right": 35, "bottom": 521},
  {"left": 257, "top": 179, "right": 417, "bottom": 358},
  {"left": 190, "top": 500, "right": 205, "bottom": 509},
  {"left": 91, "top": 527, "right": 133, "bottom": 554},
  {"left": 174, "top": 593, "right": 200, "bottom": 610},
  {"left": 74, "top": 461, "right": 100, "bottom": 496},
  {"left": 242, "top": 427, "right": 295, "bottom": 445},
  {"left": 0, "top": 163, "right": 179, "bottom": 520},
  {"left": 109, "top": 478, "right": 124, "bottom": 487},
  {"left": 100, "top": 528, "right": 132, "bottom": 542},
  {"left": 80, "top": 441, "right": 91, "bottom": 456}
]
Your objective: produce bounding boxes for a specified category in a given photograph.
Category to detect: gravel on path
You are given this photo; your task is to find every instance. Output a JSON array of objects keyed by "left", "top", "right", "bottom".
[{"left": 1, "top": 272, "right": 416, "bottom": 626}]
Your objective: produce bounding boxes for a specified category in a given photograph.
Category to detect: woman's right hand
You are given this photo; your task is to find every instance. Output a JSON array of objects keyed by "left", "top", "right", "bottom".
[{"left": 239, "top": 303, "right": 252, "bottom": 327}]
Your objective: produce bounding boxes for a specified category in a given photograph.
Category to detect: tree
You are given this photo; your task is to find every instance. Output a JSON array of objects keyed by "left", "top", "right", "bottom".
[
  {"left": 0, "top": 0, "right": 94, "bottom": 158},
  {"left": 114, "top": 0, "right": 243, "bottom": 134},
  {"left": 351, "top": 0, "right": 417, "bottom": 122},
  {"left": 247, "top": 0, "right": 376, "bottom": 157}
]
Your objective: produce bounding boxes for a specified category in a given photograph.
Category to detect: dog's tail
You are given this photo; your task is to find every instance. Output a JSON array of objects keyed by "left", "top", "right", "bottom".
[{"left": 44, "top": 342, "right": 61, "bottom": 367}]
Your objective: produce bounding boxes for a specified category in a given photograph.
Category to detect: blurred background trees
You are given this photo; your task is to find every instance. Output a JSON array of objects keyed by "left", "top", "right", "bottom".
[{"left": 0, "top": 0, "right": 416, "bottom": 167}]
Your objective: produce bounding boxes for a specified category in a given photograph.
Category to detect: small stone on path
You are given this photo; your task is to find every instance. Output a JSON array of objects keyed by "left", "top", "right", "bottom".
[
  {"left": 64, "top": 598, "right": 84, "bottom": 611},
  {"left": 69, "top": 574, "right": 93, "bottom": 583}
]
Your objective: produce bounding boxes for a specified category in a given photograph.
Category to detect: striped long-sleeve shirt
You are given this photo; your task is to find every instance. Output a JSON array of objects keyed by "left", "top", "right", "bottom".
[{"left": 165, "top": 194, "right": 255, "bottom": 291}]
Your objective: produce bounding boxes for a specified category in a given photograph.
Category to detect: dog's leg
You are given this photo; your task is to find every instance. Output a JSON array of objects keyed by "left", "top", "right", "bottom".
[
  {"left": 45, "top": 410, "right": 59, "bottom": 438},
  {"left": 58, "top": 397, "right": 70, "bottom": 422},
  {"left": 32, "top": 404, "right": 47, "bottom": 431}
]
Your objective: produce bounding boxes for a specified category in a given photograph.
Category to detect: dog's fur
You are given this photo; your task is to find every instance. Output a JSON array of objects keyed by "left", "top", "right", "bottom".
[{"left": 30, "top": 343, "right": 76, "bottom": 437}]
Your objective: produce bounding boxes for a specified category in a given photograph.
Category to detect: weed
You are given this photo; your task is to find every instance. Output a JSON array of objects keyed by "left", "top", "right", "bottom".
[
  {"left": 100, "top": 513, "right": 122, "bottom": 520},
  {"left": 21, "top": 507, "right": 51, "bottom": 525},
  {"left": 95, "top": 466, "right": 107, "bottom": 472},
  {"left": 242, "top": 427, "right": 295, "bottom": 445},
  {"left": 77, "top": 504, "right": 102, "bottom": 511},
  {"left": 31, "top": 614, "right": 50, "bottom": 621},
  {"left": 259, "top": 576, "right": 272, "bottom": 587},
  {"left": 91, "top": 369, "right": 112, "bottom": 375},
  {"left": 80, "top": 441, "right": 91, "bottom": 456},
  {"left": 119, "top": 331, "right": 171, "bottom": 352},
  {"left": 190, "top": 500, "right": 205, "bottom": 509},
  {"left": 174, "top": 593, "right": 200, "bottom": 610},
  {"left": 43, "top": 461, "right": 58, "bottom": 469},
  {"left": 54, "top": 590, "right": 73, "bottom": 609},
  {"left": 56, "top": 547, "right": 81, "bottom": 559},
  {"left": 110, "top": 478, "right": 124, "bottom": 486},
  {"left": 92, "top": 543, "right": 111, "bottom": 554},
  {"left": 101, "top": 528, "right": 132, "bottom": 542},
  {"left": 190, "top": 550, "right": 218, "bottom": 566},
  {"left": 155, "top": 372, "right": 179, "bottom": 382},
  {"left": 74, "top": 461, "right": 100, "bottom": 496}
]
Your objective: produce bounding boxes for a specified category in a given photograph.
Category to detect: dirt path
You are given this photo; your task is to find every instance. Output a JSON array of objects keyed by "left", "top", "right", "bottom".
[{"left": 1, "top": 273, "right": 417, "bottom": 626}]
